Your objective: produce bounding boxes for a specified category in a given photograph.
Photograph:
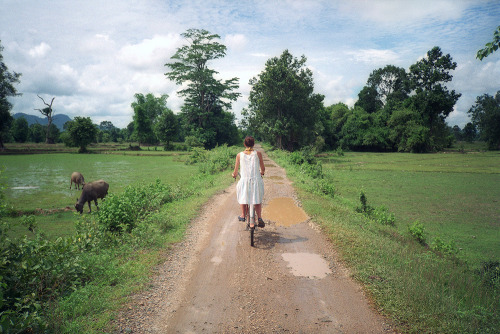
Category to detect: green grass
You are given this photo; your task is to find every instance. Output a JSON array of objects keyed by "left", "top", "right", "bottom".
[
  {"left": 268, "top": 148, "right": 499, "bottom": 333},
  {"left": 319, "top": 151, "right": 500, "bottom": 267},
  {"left": 0, "top": 145, "right": 238, "bottom": 333},
  {"left": 1, "top": 153, "right": 195, "bottom": 214}
]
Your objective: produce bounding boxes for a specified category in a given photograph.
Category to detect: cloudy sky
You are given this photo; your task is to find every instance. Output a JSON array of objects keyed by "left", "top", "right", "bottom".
[{"left": 1, "top": 0, "right": 499, "bottom": 129}]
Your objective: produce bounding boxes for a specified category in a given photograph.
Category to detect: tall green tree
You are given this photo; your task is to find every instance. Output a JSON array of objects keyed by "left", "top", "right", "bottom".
[
  {"left": 64, "top": 116, "right": 98, "bottom": 153},
  {"left": 477, "top": 25, "right": 500, "bottom": 60},
  {"left": 11, "top": 117, "right": 29, "bottom": 143},
  {"left": 154, "top": 109, "right": 178, "bottom": 149},
  {"left": 244, "top": 50, "right": 324, "bottom": 151},
  {"left": 354, "top": 86, "right": 382, "bottom": 114},
  {"left": 367, "top": 65, "right": 409, "bottom": 107},
  {"left": 131, "top": 93, "right": 168, "bottom": 145},
  {"left": 407, "top": 46, "right": 461, "bottom": 150},
  {"left": 468, "top": 91, "right": 500, "bottom": 149},
  {"left": 164, "top": 29, "right": 240, "bottom": 148},
  {"left": 0, "top": 40, "right": 22, "bottom": 149}
]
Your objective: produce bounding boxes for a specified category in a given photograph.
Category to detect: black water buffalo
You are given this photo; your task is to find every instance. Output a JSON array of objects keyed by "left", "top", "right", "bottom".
[
  {"left": 75, "top": 180, "right": 109, "bottom": 214},
  {"left": 70, "top": 172, "right": 85, "bottom": 190}
]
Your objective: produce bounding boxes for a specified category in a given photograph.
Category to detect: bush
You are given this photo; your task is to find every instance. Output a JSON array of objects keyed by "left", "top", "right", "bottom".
[
  {"left": 477, "top": 260, "right": 500, "bottom": 289},
  {"left": 372, "top": 205, "right": 395, "bottom": 226},
  {"left": 431, "top": 236, "right": 459, "bottom": 256},
  {"left": 97, "top": 179, "right": 174, "bottom": 233},
  {"left": 408, "top": 221, "right": 426, "bottom": 245}
]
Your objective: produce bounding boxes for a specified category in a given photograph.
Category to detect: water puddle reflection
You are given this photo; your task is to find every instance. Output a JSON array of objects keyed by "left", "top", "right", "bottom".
[
  {"left": 11, "top": 186, "right": 39, "bottom": 190},
  {"left": 263, "top": 197, "right": 308, "bottom": 226},
  {"left": 282, "top": 252, "right": 332, "bottom": 279}
]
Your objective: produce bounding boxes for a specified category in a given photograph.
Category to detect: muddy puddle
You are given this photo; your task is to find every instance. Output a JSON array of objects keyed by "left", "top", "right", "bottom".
[
  {"left": 262, "top": 197, "right": 308, "bottom": 227},
  {"left": 282, "top": 252, "right": 332, "bottom": 279}
]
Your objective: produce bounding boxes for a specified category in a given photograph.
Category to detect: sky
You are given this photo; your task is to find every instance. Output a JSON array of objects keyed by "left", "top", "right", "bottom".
[{"left": 1, "top": 0, "right": 499, "bottom": 129}]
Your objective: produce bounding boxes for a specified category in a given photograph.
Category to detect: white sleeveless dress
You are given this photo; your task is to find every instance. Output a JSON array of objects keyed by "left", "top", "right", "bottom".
[{"left": 236, "top": 150, "right": 264, "bottom": 205}]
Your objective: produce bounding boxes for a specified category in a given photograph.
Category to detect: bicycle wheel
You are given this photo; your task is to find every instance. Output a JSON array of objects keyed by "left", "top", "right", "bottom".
[{"left": 250, "top": 226, "right": 255, "bottom": 247}]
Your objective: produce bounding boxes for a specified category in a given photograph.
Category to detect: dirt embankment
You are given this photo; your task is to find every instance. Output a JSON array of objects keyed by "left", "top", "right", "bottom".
[{"left": 114, "top": 148, "right": 395, "bottom": 333}]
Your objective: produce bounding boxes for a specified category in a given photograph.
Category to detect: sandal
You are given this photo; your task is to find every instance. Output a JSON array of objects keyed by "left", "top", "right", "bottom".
[
  {"left": 258, "top": 218, "right": 265, "bottom": 228},
  {"left": 238, "top": 216, "right": 245, "bottom": 222}
]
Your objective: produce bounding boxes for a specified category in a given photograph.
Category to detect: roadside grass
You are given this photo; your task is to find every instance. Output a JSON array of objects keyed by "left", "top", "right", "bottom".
[
  {"left": 268, "top": 148, "right": 499, "bottom": 334},
  {"left": 57, "top": 171, "right": 233, "bottom": 333},
  {"left": 0, "top": 144, "right": 239, "bottom": 333},
  {"left": 319, "top": 151, "right": 500, "bottom": 267}
]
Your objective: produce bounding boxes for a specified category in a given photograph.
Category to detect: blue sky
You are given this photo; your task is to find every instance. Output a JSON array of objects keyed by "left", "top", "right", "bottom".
[{"left": 1, "top": 0, "right": 499, "bottom": 128}]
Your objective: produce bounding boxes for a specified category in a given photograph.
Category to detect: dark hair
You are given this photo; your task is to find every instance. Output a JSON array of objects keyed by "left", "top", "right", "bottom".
[{"left": 244, "top": 136, "right": 255, "bottom": 148}]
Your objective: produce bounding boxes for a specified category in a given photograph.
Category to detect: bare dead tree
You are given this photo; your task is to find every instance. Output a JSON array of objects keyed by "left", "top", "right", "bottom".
[{"left": 35, "top": 94, "right": 55, "bottom": 144}]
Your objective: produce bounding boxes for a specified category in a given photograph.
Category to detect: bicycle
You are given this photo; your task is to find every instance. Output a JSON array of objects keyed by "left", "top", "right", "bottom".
[{"left": 234, "top": 174, "right": 263, "bottom": 247}]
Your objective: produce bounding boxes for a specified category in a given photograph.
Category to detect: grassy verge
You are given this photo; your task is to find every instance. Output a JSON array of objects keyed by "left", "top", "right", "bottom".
[
  {"left": 267, "top": 147, "right": 499, "bottom": 334},
  {"left": 0, "top": 145, "right": 239, "bottom": 333}
]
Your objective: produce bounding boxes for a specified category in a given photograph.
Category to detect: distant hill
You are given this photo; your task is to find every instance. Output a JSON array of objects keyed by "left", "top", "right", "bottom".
[{"left": 13, "top": 113, "right": 72, "bottom": 130}]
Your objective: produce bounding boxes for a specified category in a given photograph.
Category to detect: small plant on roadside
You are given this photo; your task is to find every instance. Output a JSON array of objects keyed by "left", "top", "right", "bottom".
[
  {"left": 372, "top": 205, "right": 395, "bottom": 226},
  {"left": 21, "top": 214, "right": 38, "bottom": 233},
  {"left": 431, "top": 236, "right": 459, "bottom": 256},
  {"left": 408, "top": 221, "right": 426, "bottom": 245},
  {"left": 356, "top": 191, "right": 373, "bottom": 214}
]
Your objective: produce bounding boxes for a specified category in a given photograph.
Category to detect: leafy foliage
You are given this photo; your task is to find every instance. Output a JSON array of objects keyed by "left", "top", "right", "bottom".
[
  {"left": 408, "top": 221, "right": 426, "bottom": 245},
  {"left": 468, "top": 91, "right": 500, "bottom": 150},
  {"left": 244, "top": 50, "right": 324, "bottom": 151},
  {"left": 97, "top": 179, "right": 175, "bottom": 233},
  {"left": 63, "top": 116, "right": 98, "bottom": 153},
  {"left": 165, "top": 29, "right": 240, "bottom": 149},
  {"left": 132, "top": 93, "right": 169, "bottom": 145},
  {"left": 0, "top": 40, "right": 22, "bottom": 149},
  {"left": 476, "top": 26, "right": 500, "bottom": 60}
]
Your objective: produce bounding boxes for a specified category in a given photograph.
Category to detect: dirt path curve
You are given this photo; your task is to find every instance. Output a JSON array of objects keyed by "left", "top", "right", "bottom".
[{"left": 115, "top": 148, "right": 394, "bottom": 333}]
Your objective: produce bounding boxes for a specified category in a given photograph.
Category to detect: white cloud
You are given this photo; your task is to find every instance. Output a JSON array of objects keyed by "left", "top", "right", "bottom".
[
  {"left": 224, "top": 34, "right": 248, "bottom": 52},
  {"left": 118, "top": 34, "right": 182, "bottom": 71},
  {"left": 28, "top": 42, "right": 51, "bottom": 58},
  {"left": 338, "top": 0, "right": 469, "bottom": 25},
  {"left": 346, "top": 49, "right": 400, "bottom": 66}
]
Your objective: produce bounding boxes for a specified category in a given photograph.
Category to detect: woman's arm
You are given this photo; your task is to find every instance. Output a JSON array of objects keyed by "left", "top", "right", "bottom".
[
  {"left": 257, "top": 151, "right": 265, "bottom": 176},
  {"left": 232, "top": 153, "right": 240, "bottom": 178}
]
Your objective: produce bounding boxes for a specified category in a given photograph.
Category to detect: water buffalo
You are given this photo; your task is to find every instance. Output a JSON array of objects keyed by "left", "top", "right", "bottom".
[
  {"left": 70, "top": 172, "right": 85, "bottom": 190},
  {"left": 75, "top": 180, "right": 109, "bottom": 214}
]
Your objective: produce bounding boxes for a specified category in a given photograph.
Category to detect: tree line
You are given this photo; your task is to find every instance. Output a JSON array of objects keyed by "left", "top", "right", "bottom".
[{"left": 1, "top": 27, "right": 499, "bottom": 152}]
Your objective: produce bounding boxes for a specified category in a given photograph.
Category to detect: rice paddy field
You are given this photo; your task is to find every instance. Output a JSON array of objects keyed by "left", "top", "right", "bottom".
[{"left": 319, "top": 150, "right": 500, "bottom": 268}]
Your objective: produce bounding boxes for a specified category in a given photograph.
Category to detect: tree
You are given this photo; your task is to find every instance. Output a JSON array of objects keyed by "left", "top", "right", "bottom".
[
  {"left": 64, "top": 116, "right": 98, "bottom": 153},
  {"left": 154, "top": 109, "right": 178, "bottom": 149},
  {"left": 34, "top": 95, "right": 56, "bottom": 144},
  {"left": 28, "top": 123, "right": 44, "bottom": 143},
  {"left": 462, "top": 122, "right": 477, "bottom": 143},
  {"left": 367, "top": 65, "right": 409, "bottom": 108},
  {"left": 0, "top": 40, "right": 22, "bottom": 149},
  {"left": 244, "top": 50, "right": 324, "bottom": 151},
  {"left": 354, "top": 86, "right": 382, "bottom": 113},
  {"left": 165, "top": 29, "right": 240, "bottom": 148},
  {"left": 477, "top": 26, "right": 500, "bottom": 60},
  {"left": 11, "top": 117, "right": 29, "bottom": 142},
  {"left": 468, "top": 91, "right": 500, "bottom": 149},
  {"left": 407, "top": 46, "right": 461, "bottom": 151},
  {"left": 131, "top": 93, "right": 168, "bottom": 145},
  {"left": 99, "top": 120, "right": 119, "bottom": 142}
]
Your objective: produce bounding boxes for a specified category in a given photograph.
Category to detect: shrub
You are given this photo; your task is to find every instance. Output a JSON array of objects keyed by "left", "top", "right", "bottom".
[
  {"left": 431, "top": 236, "right": 459, "bottom": 256},
  {"left": 97, "top": 179, "right": 174, "bottom": 233},
  {"left": 372, "top": 205, "right": 395, "bottom": 226},
  {"left": 408, "top": 221, "right": 426, "bottom": 245}
]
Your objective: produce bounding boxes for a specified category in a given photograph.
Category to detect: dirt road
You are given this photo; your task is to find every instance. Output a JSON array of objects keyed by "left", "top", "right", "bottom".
[{"left": 115, "top": 149, "right": 394, "bottom": 333}]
